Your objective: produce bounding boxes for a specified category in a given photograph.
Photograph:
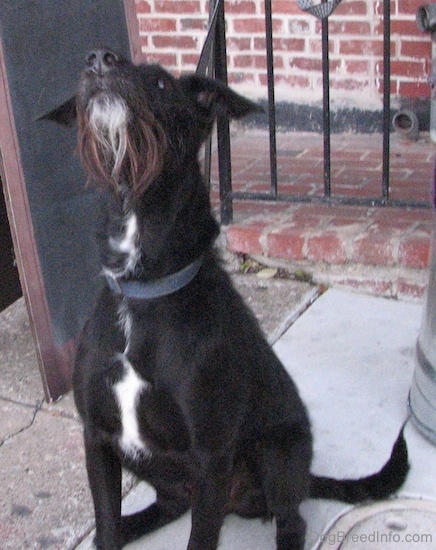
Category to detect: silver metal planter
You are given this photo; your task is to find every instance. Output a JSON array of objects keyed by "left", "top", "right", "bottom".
[{"left": 409, "top": 205, "right": 436, "bottom": 444}]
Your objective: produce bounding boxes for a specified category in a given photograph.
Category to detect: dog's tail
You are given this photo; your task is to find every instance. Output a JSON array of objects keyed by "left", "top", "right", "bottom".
[{"left": 309, "top": 422, "right": 409, "bottom": 503}]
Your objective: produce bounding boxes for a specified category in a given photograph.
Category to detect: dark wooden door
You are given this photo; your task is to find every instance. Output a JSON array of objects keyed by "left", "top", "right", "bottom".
[
  {"left": 0, "top": 0, "right": 141, "bottom": 400},
  {"left": 0, "top": 179, "right": 21, "bottom": 310}
]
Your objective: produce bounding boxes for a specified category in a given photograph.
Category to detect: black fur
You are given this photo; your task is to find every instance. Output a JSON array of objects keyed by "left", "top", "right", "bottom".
[{"left": 44, "top": 49, "right": 409, "bottom": 550}]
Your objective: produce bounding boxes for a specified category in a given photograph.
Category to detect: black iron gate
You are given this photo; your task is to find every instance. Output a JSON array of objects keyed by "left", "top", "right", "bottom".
[{"left": 199, "top": 0, "right": 431, "bottom": 225}]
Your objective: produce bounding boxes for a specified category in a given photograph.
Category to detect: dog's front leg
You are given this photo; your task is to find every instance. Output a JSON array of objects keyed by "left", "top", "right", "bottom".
[
  {"left": 84, "top": 427, "right": 123, "bottom": 550},
  {"left": 187, "top": 452, "right": 230, "bottom": 550}
]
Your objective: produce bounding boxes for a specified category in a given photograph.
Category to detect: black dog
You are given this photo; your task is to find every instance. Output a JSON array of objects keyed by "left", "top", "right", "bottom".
[{"left": 43, "top": 49, "right": 409, "bottom": 550}]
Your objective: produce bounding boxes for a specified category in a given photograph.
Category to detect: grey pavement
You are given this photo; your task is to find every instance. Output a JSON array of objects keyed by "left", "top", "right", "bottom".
[{"left": 1, "top": 275, "right": 436, "bottom": 549}]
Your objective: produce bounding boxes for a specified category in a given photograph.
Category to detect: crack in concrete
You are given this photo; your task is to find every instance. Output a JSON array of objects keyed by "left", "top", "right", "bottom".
[{"left": 0, "top": 398, "right": 43, "bottom": 447}]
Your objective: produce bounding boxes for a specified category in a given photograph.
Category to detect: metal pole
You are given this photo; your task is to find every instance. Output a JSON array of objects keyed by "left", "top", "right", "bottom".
[
  {"left": 382, "top": 0, "right": 391, "bottom": 202},
  {"left": 265, "top": 0, "right": 278, "bottom": 196},
  {"left": 197, "top": 0, "right": 218, "bottom": 191},
  {"left": 214, "top": 0, "right": 233, "bottom": 224},
  {"left": 321, "top": 14, "right": 331, "bottom": 197}
]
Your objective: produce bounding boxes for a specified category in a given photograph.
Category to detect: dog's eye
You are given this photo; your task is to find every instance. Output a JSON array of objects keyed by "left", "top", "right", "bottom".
[{"left": 158, "top": 79, "right": 166, "bottom": 90}]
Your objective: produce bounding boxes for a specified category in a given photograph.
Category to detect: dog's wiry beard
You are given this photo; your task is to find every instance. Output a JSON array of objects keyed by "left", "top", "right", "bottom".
[
  {"left": 77, "top": 94, "right": 167, "bottom": 198},
  {"left": 88, "top": 95, "right": 128, "bottom": 184}
]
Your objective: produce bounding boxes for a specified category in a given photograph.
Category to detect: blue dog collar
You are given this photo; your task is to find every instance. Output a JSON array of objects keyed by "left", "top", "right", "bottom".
[{"left": 105, "top": 257, "right": 203, "bottom": 300}]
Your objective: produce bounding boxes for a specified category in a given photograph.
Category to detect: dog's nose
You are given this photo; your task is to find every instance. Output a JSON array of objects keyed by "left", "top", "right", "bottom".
[{"left": 85, "top": 49, "right": 120, "bottom": 75}]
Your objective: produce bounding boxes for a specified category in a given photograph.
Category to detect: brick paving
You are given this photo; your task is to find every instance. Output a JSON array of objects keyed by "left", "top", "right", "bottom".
[{"left": 210, "top": 130, "right": 434, "bottom": 300}]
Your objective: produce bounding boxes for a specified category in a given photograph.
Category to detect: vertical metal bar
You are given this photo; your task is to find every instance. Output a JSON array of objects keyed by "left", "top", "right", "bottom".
[
  {"left": 382, "top": 0, "right": 391, "bottom": 202},
  {"left": 202, "top": 126, "right": 213, "bottom": 192},
  {"left": 199, "top": 0, "right": 217, "bottom": 191},
  {"left": 196, "top": 0, "right": 223, "bottom": 76},
  {"left": 321, "top": 14, "right": 331, "bottom": 197},
  {"left": 264, "top": 0, "right": 278, "bottom": 196},
  {"left": 214, "top": 0, "right": 233, "bottom": 224}
]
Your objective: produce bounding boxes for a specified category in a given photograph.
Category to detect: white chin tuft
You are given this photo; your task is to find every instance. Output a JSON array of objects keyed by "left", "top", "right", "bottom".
[{"left": 88, "top": 95, "right": 129, "bottom": 178}]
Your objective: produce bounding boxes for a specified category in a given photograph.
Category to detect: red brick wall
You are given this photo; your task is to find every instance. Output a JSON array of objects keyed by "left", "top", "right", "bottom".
[{"left": 135, "top": 0, "right": 432, "bottom": 109}]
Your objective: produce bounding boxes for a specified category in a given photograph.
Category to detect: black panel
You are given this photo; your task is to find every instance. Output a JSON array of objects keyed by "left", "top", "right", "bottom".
[{"left": 0, "top": 1, "right": 131, "bottom": 344}]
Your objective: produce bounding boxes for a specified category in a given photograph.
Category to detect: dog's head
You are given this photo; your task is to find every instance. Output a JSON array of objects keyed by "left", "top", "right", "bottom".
[{"left": 41, "top": 48, "right": 262, "bottom": 197}]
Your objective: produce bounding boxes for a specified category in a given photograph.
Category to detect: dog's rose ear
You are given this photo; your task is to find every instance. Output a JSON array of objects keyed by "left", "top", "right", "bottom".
[
  {"left": 179, "top": 75, "right": 263, "bottom": 120},
  {"left": 37, "top": 96, "right": 77, "bottom": 127}
]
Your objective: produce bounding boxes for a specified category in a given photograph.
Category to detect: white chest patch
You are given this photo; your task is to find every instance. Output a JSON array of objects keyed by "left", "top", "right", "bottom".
[
  {"left": 113, "top": 354, "right": 151, "bottom": 460},
  {"left": 104, "top": 212, "right": 140, "bottom": 278},
  {"left": 117, "top": 299, "right": 133, "bottom": 353},
  {"left": 114, "top": 213, "right": 138, "bottom": 255}
]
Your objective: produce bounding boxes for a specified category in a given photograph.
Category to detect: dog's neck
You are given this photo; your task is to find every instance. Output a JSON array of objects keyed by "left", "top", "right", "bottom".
[{"left": 98, "top": 169, "right": 219, "bottom": 285}]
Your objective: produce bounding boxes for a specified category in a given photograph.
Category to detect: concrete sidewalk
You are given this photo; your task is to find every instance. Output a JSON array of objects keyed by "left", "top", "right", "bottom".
[{"left": 1, "top": 276, "right": 436, "bottom": 549}]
